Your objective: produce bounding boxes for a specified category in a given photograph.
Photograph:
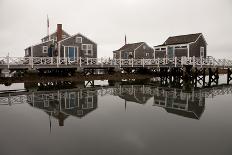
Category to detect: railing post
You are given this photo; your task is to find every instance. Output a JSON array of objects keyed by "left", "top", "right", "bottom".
[
  {"left": 142, "top": 58, "right": 144, "bottom": 67},
  {"left": 30, "top": 57, "right": 34, "bottom": 69},
  {"left": 66, "top": 58, "right": 68, "bottom": 65},
  {"left": 57, "top": 56, "right": 59, "bottom": 67},
  {"left": 51, "top": 57, "right": 53, "bottom": 65},
  {"left": 79, "top": 57, "right": 82, "bottom": 67},
  {"left": 87, "top": 57, "right": 89, "bottom": 65}
]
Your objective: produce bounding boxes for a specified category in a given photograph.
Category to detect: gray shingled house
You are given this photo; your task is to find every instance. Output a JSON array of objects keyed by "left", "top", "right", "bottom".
[
  {"left": 154, "top": 33, "right": 207, "bottom": 59},
  {"left": 113, "top": 42, "right": 154, "bottom": 59},
  {"left": 25, "top": 24, "right": 97, "bottom": 59}
]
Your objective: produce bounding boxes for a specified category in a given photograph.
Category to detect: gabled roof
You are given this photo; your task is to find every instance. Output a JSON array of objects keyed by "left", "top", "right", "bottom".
[
  {"left": 58, "top": 33, "right": 97, "bottom": 45},
  {"left": 115, "top": 42, "right": 145, "bottom": 52},
  {"left": 157, "top": 33, "right": 203, "bottom": 46},
  {"left": 41, "top": 30, "right": 70, "bottom": 40}
]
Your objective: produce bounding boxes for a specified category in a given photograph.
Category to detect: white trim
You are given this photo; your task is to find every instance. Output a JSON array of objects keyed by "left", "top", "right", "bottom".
[
  {"left": 134, "top": 42, "right": 145, "bottom": 59},
  {"left": 189, "top": 34, "right": 208, "bottom": 45},
  {"left": 63, "top": 46, "right": 78, "bottom": 58},
  {"left": 187, "top": 44, "right": 190, "bottom": 58},
  {"left": 134, "top": 42, "right": 145, "bottom": 51}
]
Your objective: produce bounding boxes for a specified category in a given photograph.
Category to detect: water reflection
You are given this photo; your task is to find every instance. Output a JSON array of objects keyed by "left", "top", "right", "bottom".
[
  {"left": 27, "top": 89, "right": 98, "bottom": 126},
  {"left": 1, "top": 80, "right": 232, "bottom": 125}
]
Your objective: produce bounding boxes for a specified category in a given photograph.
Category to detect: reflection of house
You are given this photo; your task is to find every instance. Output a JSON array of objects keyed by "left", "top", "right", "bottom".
[
  {"left": 154, "top": 33, "right": 207, "bottom": 58},
  {"left": 116, "top": 85, "right": 153, "bottom": 104},
  {"left": 113, "top": 42, "right": 154, "bottom": 59},
  {"left": 25, "top": 24, "right": 97, "bottom": 59},
  {"left": 153, "top": 89, "right": 205, "bottom": 119},
  {"left": 28, "top": 89, "right": 98, "bottom": 126}
]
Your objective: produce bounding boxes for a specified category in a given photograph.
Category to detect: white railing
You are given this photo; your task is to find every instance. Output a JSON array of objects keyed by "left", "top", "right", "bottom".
[{"left": 1, "top": 56, "right": 232, "bottom": 68}]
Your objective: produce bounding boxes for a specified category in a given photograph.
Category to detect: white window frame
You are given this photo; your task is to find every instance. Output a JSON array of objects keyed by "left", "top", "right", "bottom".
[
  {"left": 63, "top": 46, "right": 78, "bottom": 59},
  {"left": 82, "top": 44, "right": 93, "bottom": 56},
  {"left": 200, "top": 47, "right": 204, "bottom": 57},
  {"left": 76, "top": 37, "right": 82, "bottom": 43},
  {"left": 42, "top": 46, "right": 48, "bottom": 53}
]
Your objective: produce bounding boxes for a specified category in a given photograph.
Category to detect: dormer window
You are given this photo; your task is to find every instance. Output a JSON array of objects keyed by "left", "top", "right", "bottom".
[
  {"left": 43, "top": 46, "right": 48, "bottom": 53},
  {"left": 76, "top": 37, "right": 82, "bottom": 43}
]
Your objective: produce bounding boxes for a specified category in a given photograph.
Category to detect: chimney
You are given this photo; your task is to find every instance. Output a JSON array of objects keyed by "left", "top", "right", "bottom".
[{"left": 57, "top": 24, "right": 62, "bottom": 42}]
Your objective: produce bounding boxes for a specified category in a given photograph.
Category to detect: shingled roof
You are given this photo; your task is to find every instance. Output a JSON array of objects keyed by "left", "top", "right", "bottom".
[
  {"left": 115, "top": 42, "right": 145, "bottom": 51},
  {"left": 157, "top": 33, "right": 202, "bottom": 46}
]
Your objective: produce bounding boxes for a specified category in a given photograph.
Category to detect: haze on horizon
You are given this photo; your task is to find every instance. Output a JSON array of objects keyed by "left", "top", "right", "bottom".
[{"left": 0, "top": 0, "right": 232, "bottom": 59}]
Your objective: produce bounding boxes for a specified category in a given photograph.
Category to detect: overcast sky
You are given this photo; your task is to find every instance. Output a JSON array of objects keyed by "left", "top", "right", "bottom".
[{"left": 0, "top": 0, "right": 232, "bottom": 58}]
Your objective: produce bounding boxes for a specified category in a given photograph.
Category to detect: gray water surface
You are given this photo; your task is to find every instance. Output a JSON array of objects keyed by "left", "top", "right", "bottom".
[{"left": 0, "top": 81, "right": 231, "bottom": 155}]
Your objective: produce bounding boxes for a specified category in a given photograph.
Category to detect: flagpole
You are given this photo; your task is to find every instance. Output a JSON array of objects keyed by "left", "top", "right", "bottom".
[{"left": 47, "top": 15, "right": 50, "bottom": 40}]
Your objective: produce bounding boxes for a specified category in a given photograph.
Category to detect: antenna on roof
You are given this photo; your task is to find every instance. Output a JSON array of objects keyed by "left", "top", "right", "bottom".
[{"left": 125, "top": 34, "right": 127, "bottom": 45}]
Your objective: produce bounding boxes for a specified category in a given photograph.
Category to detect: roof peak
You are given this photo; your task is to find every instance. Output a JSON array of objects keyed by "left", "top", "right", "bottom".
[{"left": 169, "top": 33, "right": 202, "bottom": 38}]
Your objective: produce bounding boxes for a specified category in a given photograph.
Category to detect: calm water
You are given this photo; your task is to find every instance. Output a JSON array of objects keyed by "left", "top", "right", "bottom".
[{"left": 0, "top": 79, "right": 232, "bottom": 155}]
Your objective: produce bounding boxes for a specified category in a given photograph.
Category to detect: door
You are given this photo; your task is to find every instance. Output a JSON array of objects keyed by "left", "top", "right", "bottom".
[
  {"left": 68, "top": 47, "right": 75, "bottom": 61},
  {"left": 167, "top": 46, "right": 174, "bottom": 58}
]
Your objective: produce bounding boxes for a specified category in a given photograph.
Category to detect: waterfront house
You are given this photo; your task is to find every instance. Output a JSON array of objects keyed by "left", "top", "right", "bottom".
[
  {"left": 113, "top": 42, "right": 154, "bottom": 59},
  {"left": 25, "top": 24, "right": 97, "bottom": 59},
  {"left": 154, "top": 33, "right": 207, "bottom": 59}
]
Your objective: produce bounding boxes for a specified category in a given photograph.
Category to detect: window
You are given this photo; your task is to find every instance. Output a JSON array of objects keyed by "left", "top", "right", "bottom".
[
  {"left": 200, "top": 47, "right": 204, "bottom": 57},
  {"left": 155, "top": 48, "right": 160, "bottom": 51},
  {"left": 161, "top": 48, "right": 166, "bottom": 50},
  {"left": 146, "top": 53, "right": 149, "bottom": 57},
  {"left": 82, "top": 44, "right": 93, "bottom": 56},
  {"left": 76, "top": 37, "right": 82, "bottom": 43},
  {"left": 143, "top": 45, "right": 146, "bottom": 49},
  {"left": 42, "top": 46, "right": 48, "bottom": 53},
  {"left": 113, "top": 53, "right": 117, "bottom": 58}
]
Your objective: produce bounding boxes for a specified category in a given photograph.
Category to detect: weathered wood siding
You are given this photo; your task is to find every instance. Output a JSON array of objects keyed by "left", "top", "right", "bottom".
[
  {"left": 189, "top": 35, "right": 207, "bottom": 58},
  {"left": 135, "top": 43, "right": 154, "bottom": 59},
  {"left": 60, "top": 34, "right": 97, "bottom": 58},
  {"left": 155, "top": 50, "right": 166, "bottom": 58},
  {"left": 32, "top": 41, "right": 53, "bottom": 57},
  {"left": 175, "top": 48, "right": 188, "bottom": 57}
]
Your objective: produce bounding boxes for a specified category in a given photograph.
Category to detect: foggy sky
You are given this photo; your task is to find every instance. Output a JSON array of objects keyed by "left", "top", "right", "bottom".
[{"left": 0, "top": 0, "right": 232, "bottom": 58}]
